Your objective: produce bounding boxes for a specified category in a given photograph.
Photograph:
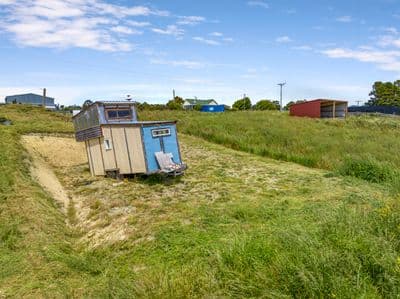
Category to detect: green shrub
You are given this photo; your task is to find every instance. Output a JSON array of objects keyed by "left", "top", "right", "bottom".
[{"left": 339, "top": 157, "right": 396, "bottom": 184}]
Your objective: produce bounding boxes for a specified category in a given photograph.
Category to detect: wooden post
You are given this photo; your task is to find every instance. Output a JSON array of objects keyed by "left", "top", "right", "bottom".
[
  {"left": 332, "top": 101, "right": 336, "bottom": 118},
  {"left": 42, "top": 88, "right": 46, "bottom": 108}
]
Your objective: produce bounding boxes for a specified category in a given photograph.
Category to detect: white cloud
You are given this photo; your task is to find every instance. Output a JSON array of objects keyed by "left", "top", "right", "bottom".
[
  {"left": 322, "top": 48, "right": 400, "bottom": 72},
  {"left": 177, "top": 16, "right": 205, "bottom": 25},
  {"left": 150, "top": 59, "right": 205, "bottom": 69},
  {"left": 193, "top": 36, "right": 220, "bottom": 46},
  {"left": 206, "top": 32, "right": 234, "bottom": 43},
  {"left": 241, "top": 68, "right": 258, "bottom": 79},
  {"left": 336, "top": 16, "right": 352, "bottom": 23},
  {"left": 0, "top": 0, "right": 169, "bottom": 51},
  {"left": 247, "top": 1, "right": 269, "bottom": 9},
  {"left": 210, "top": 32, "right": 223, "bottom": 37},
  {"left": 378, "top": 35, "right": 400, "bottom": 48},
  {"left": 111, "top": 26, "right": 142, "bottom": 35},
  {"left": 276, "top": 36, "right": 292, "bottom": 43},
  {"left": 292, "top": 45, "right": 312, "bottom": 51},
  {"left": 126, "top": 20, "right": 151, "bottom": 27},
  {"left": 152, "top": 25, "right": 184, "bottom": 37},
  {"left": 91, "top": 3, "right": 169, "bottom": 17}
]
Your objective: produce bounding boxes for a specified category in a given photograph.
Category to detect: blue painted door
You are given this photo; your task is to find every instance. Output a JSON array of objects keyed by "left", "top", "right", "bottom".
[{"left": 142, "top": 125, "right": 182, "bottom": 173}]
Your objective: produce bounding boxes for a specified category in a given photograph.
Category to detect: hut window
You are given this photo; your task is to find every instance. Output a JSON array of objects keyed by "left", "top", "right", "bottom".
[
  {"left": 152, "top": 128, "right": 171, "bottom": 138},
  {"left": 106, "top": 109, "right": 132, "bottom": 120},
  {"left": 104, "top": 139, "right": 112, "bottom": 150}
]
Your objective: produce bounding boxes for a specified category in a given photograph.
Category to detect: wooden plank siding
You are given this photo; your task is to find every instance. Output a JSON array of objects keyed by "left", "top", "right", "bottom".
[
  {"left": 125, "top": 127, "right": 146, "bottom": 173},
  {"left": 102, "top": 127, "right": 118, "bottom": 171},
  {"left": 100, "top": 125, "right": 147, "bottom": 175},
  {"left": 108, "top": 127, "right": 131, "bottom": 174},
  {"left": 85, "top": 140, "right": 94, "bottom": 176},
  {"left": 87, "top": 138, "right": 105, "bottom": 176}
]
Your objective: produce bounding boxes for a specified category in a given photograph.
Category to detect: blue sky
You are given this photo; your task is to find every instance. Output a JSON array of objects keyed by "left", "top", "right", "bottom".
[{"left": 0, "top": 0, "right": 399, "bottom": 106}]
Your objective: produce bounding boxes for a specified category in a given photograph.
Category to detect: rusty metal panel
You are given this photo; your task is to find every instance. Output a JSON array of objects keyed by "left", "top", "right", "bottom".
[{"left": 75, "top": 126, "right": 102, "bottom": 142}]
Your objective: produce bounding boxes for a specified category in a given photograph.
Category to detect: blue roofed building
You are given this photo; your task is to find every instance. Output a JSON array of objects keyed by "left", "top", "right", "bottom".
[{"left": 5, "top": 93, "right": 56, "bottom": 109}]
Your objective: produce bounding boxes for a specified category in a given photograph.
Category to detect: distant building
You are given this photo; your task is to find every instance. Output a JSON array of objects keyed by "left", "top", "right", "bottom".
[
  {"left": 290, "top": 99, "right": 348, "bottom": 118},
  {"left": 5, "top": 93, "right": 56, "bottom": 110},
  {"left": 183, "top": 99, "right": 218, "bottom": 110}
]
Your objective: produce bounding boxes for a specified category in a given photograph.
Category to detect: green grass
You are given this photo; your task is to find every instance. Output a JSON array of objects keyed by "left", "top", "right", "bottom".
[
  {"left": 1, "top": 105, "right": 400, "bottom": 297},
  {"left": 140, "top": 110, "right": 400, "bottom": 189},
  {"left": 0, "top": 106, "right": 88, "bottom": 296}
]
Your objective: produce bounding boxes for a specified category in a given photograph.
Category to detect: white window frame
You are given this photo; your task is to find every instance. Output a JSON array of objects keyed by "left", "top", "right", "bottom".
[
  {"left": 152, "top": 128, "right": 171, "bottom": 138},
  {"left": 104, "top": 139, "right": 112, "bottom": 150}
]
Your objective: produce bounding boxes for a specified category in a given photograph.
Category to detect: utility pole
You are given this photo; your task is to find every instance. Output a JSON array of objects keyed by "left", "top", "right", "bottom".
[
  {"left": 356, "top": 100, "right": 363, "bottom": 106},
  {"left": 277, "top": 82, "right": 286, "bottom": 112},
  {"left": 173, "top": 89, "right": 176, "bottom": 99},
  {"left": 42, "top": 88, "right": 46, "bottom": 108}
]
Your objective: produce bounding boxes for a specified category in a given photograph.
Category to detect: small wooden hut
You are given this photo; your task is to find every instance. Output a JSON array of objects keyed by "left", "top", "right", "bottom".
[{"left": 72, "top": 101, "right": 186, "bottom": 177}]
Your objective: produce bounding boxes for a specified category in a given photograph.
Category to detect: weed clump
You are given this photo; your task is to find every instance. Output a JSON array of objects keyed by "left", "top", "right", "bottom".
[{"left": 339, "top": 156, "right": 397, "bottom": 184}]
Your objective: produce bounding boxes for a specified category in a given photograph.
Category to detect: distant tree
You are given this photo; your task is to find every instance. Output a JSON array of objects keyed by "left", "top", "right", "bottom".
[
  {"left": 193, "top": 103, "right": 203, "bottom": 111},
  {"left": 367, "top": 80, "right": 400, "bottom": 106},
  {"left": 232, "top": 97, "right": 252, "bottom": 110},
  {"left": 136, "top": 102, "right": 167, "bottom": 111},
  {"left": 137, "top": 102, "right": 151, "bottom": 110},
  {"left": 62, "top": 105, "right": 81, "bottom": 111},
  {"left": 82, "top": 100, "right": 93, "bottom": 109},
  {"left": 284, "top": 100, "right": 306, "bottom": 110},
  {"left": 166, "top": 96, "right": 184, "bottom": 110},
  {"left": 253, "top": 99, "right": 279, "bottom": 110}
]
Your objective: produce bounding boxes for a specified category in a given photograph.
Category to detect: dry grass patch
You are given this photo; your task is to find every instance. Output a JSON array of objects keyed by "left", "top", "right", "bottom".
[{"left": 22, "top": 133, "right": 389, "bottom": 251}]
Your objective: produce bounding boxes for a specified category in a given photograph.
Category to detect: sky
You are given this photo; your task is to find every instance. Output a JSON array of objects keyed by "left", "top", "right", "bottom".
[{"left": 0, "top": 0, "right": 399, "bottom": 106}]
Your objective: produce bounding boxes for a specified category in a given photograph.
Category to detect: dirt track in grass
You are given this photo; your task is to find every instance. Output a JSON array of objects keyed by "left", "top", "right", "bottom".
[
  {"left": 21, "top": 135, "right": 73, "bottom": 214},
  {"left": 21, "top": 135, "right": 132, "bottom": 247}
]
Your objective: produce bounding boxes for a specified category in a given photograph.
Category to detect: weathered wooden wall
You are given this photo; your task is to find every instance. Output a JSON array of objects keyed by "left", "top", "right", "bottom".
[{"left": 85, "top": 125, "right": 146, "bottom": 176}]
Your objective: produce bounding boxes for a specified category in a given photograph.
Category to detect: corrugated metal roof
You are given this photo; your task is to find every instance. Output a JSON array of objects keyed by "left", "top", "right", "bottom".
[
  {"left": 184, "top": 99, "right": 217, "bottom": 105},
  {"left": 290, "top": 99, "right": 347, "bottom": 107},
  {"left": 5, "top": 93, "right": 55, "bottom": 101},
  {"left": 95, "top": 100, "right": 138, "bottom": 105},
  {"left": 72, "top": 100, "right": 137, "bottom": 118}
]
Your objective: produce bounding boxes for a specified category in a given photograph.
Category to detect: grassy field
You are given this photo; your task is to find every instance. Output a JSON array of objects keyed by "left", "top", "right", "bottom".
[
  {"left": 140, "top": 110, "right": 400, "bottom": 189},
  {"left": 1, "top": 105, "right": 400, "bottom": 297}
]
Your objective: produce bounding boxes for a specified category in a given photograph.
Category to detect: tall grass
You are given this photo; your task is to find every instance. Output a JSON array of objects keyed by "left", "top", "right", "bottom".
[
  {"left": 0, "top": 106, "right": 89, "bottom": 296},
  {"left": 140, "top": 110, "right": 400, "bottom": 187},
  {"left": 1, "top": 105, "right": 400, "bottom": 297}
]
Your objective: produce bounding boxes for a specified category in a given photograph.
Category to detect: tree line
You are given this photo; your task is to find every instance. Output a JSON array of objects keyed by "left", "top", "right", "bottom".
[
  {"left": 231, "top": 97, "right": 307, "bottom": 111},
  {"left": 60, "top": 80, "right": 400, "bottom": 112},
  {"left": 367, "top": 80, "right": 400, "bottom": 106}
]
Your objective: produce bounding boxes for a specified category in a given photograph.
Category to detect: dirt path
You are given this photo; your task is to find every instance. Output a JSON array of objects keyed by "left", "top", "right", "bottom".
[
  {"left": 20, "top": 135, "right": 132, "bottom": 247},
  {"left": 21, "top": 136, "right": 71, "bottom": 214}
]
